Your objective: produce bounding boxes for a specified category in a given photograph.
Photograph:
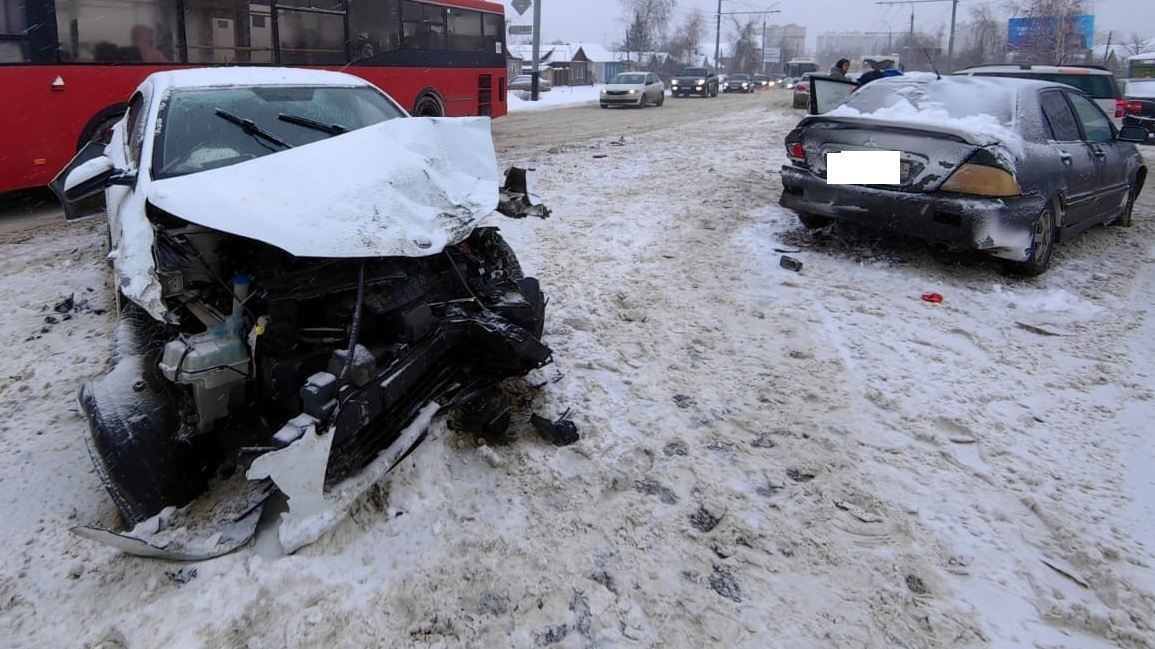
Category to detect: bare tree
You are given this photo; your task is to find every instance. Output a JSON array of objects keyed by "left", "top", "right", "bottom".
[
  {"left": 954, "top": 4, "right": 1007, "bottom": 69},
  {"left": 620, "top": 0, "right": 677, "bottom": 64},
  {"left": 665, "top": 8, "right": 706, "bottom": 68},
  {"left": 727, "top": 18, "right": 761, "bottom": 74}
]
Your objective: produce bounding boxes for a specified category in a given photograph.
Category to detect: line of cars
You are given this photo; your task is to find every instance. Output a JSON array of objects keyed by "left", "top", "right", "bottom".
[{"left": 779, "top": 64, "right": 1149, "bottom": 276}]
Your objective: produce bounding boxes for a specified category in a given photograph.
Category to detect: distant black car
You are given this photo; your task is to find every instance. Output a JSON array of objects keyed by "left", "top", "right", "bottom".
[
  {"left": 752, "top": 74, "right": 770, "bottom": 88},
  {"left": 724, "top": 73, "right": 755, "bottom": 93},
  {"left": 1120, "top": 78, "right": 1155, "bottom": 139},
  {"left": 670, "top": 67, "right": 718, "bottom": 98},
  {"left": 780, "top": 75, "right": 1148, "bottom": 275}
]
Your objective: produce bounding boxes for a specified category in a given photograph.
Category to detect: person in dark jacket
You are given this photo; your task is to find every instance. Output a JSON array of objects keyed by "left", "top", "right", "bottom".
[{"left": 829, "top": 58, "right": 851, "bottom": 81}]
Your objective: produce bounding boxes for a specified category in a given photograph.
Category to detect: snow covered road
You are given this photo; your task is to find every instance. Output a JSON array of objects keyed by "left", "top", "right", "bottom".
[{"left": 1, "top": 91, "right": 1153, "bottom": 648}]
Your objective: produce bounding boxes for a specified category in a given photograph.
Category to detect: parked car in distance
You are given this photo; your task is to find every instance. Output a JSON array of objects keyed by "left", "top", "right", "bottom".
[
  {"left": 670, "top": 66, "right": 718, "bottom": 98},
  {"left": 53, "top": 67, "right": 553, "bottom": 558},
  {"left": 510, "top": 74, "right": 552, "bottom": 92},
  {"left": 952, "top": 64, "right": 1121, "bottom": 125},
  {"left": 1120, "top": 78, "right": 1155, "bottom": 140},
  {"left": 724, "top": 73, "right": 755, "bottom": 93},
  {"left": 780, "top": 75, "right": 1148, "bottom": 276},
  {"left": 791, "top": 72, "right": 815, "bottom": 108},
  {"left": 601, "top": 71, "right": 665, "bottom": 108}
]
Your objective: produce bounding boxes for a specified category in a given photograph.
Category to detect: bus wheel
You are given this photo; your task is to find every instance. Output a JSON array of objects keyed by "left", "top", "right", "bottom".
[
  {"left": 78, "top": 103, "right": 129, "bottom": 150},
  {"left": 412, "top": 94, "right": 444, "bottom": 117}
]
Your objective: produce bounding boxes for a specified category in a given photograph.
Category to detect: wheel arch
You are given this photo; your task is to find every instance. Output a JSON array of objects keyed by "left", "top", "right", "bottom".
[
  {"left": 77, "top": 102, "right": 130, "bottom": 151},
  {"left": 411, "top": 89, "right": 446, "bottom": 117}
]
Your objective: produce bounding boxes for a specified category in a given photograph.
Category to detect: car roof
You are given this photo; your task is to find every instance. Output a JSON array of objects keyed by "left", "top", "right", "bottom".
[
  {"left": 954, "top": 64, "right": 1115, "bottom": 75},
  {"left": 142, "top": 67, "right": 375, "bottom": 93}
]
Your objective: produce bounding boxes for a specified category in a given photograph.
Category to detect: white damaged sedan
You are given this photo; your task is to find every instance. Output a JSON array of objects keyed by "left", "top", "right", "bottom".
[{"left": 56, "top": 68, "right": 553, "bottom": 558}]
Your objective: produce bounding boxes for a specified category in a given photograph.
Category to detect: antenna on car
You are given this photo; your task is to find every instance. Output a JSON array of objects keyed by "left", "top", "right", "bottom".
[{"left": 924, "top": 48, "right": 941, "bottom": 80}]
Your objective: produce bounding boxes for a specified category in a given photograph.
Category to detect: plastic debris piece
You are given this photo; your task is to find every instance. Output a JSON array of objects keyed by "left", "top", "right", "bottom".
[
  {"left": 779, "top": 256, "right": 803, "bottom": 272},
  {"left": 921, "top": 292, "right": 943, "bottom": 303},
  {"left": 531, "top": 411, "right": 579, "bottom": 446}
]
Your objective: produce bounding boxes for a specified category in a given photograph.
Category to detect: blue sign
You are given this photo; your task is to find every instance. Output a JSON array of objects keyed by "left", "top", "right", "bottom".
[{"left": 1007, "top": 15, "right": 1094, "bottom": 52}]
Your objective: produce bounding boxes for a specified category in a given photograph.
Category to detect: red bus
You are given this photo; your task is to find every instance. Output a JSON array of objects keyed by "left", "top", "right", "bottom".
[{"left": 0, "top": 0, "right": 508, "bottom": 193}]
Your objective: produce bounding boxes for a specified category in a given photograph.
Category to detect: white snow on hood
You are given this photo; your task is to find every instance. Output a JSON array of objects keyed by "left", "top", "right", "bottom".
[{"left": 147, "top": 116, "right": 500, "bottom": 258}]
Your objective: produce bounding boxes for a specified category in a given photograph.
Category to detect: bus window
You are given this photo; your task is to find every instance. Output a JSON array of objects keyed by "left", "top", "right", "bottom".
[
  {"left": 447, "top": 7, "right": 481, "bottom": 52},
  {"left": 482, "top": 11, "right": 501, "bottom": 54},
  {"left": 183, "top": 0, "right": 279, "bottom": 64},
  {"left": 55, "top": 0, "right": 177, "bottom": 63},
  {"left": 400, "top": 0, "right": 444, "bottom": 50},
  {"left": 1, "top": 0, "right": 30, "bottom": 62},
  {"left": 277, "top": 8, "right": 345, "bottom": 64},
  {"left": 348, "top": 0, "right": 400, "bottom": 57}
]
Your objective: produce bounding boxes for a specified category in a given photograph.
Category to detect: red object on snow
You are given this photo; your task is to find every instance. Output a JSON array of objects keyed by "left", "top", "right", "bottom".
[{"left": 921, "top": 292, "right": 944, "bottom": 303}]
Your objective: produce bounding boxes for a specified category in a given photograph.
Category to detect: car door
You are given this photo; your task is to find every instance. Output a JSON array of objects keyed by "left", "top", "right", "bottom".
[
  {"left": 1064, "top": 90, "right": 1131, "bottom": 225},
  {"left": 646, "top": 73, "right": 659, "bottom": 102},
  {"left": 1039, "top": 89, "right": 1100, "bottom": 230}
]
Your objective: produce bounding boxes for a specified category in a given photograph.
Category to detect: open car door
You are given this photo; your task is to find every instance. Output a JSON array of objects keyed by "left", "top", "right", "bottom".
[{"left": 808, "top": 76, "right": 860, "bottom": 115}]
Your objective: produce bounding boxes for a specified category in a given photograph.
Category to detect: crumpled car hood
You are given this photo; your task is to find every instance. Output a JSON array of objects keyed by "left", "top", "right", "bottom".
[{"left": 146, "top": 116, "right": 500, "bottom": 258}]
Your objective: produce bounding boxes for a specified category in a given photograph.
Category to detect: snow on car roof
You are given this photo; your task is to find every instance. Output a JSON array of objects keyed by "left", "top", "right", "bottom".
[
  {"left": 826, "top": 74, "right": 1045, "bottom": 157},
  {"left": 143, "top": 67, "right": 375, "bottom": 92}
]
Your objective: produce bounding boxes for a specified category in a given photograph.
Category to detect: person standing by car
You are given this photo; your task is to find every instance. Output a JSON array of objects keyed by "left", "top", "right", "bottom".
[{"left": 830, "top": 58, "right": 851, "bottom": 81}]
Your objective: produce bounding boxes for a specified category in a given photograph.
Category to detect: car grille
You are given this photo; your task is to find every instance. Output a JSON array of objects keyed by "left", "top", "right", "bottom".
[{"left": 606, "top": 90, "right": 630, "bottom": 96}]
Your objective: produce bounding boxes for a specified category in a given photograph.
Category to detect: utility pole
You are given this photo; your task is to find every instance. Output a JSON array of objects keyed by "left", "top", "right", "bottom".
[
  {"left": 876, "top": 0, "right": 959, "bottom": 72},
  {"left": 531, "top": 0, "right": 542, "bottom": 100},
  {"left": 714, "top": 0, "right": 722, "bottom": 77}
]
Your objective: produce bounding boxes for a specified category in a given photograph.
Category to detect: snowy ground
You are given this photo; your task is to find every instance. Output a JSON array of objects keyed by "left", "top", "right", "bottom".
[{"left": 1, "top": 91, "right": 1154, "bottom": 649}]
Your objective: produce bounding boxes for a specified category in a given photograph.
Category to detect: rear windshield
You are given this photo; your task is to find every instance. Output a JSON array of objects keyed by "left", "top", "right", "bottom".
[
  {"left": 1124, "top": 80, "right": 1155, "bottom": 98},
  {"left": 972, "top": 71, "right": 1119, "bottom": 99},
  {"left": 842, "top": 77, "right": 1016, "bottom": 123}
]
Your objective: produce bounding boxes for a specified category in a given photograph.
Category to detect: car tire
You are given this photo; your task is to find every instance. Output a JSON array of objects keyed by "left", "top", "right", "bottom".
[
  {"left": 1110, "top": 185, "right": 1137, "bottom": 227},
  {"left": 638, "top": 96, "right": 646, "bottom": 108},
  {"left": 797, "top": 212, "right": 831, "bottom": 229},
  {"left": 657, "top": 93, "right": 665, "bottom": 106},
  {"left": 600, "top": 103, "right": 608, "bottom": 109},
  {"left": 1014, "top": 203, "right": 1058, "bottom": 276}
]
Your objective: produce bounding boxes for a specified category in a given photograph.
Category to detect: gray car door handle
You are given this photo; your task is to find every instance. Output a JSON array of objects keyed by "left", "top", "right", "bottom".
[{"left": 1059, "top": 152, "right": 1072, "bottom": 165}]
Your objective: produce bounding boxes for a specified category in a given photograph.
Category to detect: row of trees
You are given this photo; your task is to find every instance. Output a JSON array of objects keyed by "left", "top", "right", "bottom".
[{"left": 615, "top": 0, "right": 1149, "bottom": 77}]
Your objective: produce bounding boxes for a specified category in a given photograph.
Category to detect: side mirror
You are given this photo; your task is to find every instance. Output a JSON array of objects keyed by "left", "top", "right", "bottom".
[
  {"left": 1117, "top": 125, "right": 1150, "bottom": 143},
  {"left": 49, "top": 141, "right": 137, "bottom": 220}
]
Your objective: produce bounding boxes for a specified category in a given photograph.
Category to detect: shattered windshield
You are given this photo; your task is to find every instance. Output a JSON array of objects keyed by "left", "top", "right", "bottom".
[{"left": 154, "top": 85, "right": 405, "bottom": 179}]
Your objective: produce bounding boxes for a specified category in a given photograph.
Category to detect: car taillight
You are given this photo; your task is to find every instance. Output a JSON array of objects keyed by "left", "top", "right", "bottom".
[
  {"left": 787, "top": 141, "right": 805, "bottom": 163},
  {"left": 797, "top": 82, "right": 808, "bottom": 92},
  {"left": 1116, "top": 99, "right": 1124, "bottom": 118},
  {"left": 1124, "top": 100, "right": 1143, "bottom": 115}
]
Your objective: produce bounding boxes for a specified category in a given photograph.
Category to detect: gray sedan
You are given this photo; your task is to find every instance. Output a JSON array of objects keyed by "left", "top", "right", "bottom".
[
  {"left": 780, "top": 75, "right": 1148, "bottom": 275},
  {"left": 601, "top": 72, "right": 665, "bottom": 108}
]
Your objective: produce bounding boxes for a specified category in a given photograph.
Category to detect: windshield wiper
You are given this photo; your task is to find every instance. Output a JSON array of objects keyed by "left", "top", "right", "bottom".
[
  {"left": 214, "top": 109, "right": 291, "bottom": 149},
  {"left": 278, "top": 113, "right": 347, "bottom": 136}
]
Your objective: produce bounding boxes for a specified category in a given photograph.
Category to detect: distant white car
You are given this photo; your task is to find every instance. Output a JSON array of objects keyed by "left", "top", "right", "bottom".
[
  {"left": 601, "top": 71, "right": 665, "bottom": 108},
  {"left": 510, "top": 74, "right": 552, "bottom": 92}
]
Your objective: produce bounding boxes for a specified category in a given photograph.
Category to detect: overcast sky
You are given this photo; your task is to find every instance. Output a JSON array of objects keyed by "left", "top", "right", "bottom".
[{"left": 500, "top": 0, "right": 1143, "bottom": 52}]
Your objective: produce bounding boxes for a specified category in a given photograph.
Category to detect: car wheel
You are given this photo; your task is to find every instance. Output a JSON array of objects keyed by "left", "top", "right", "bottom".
[
  {"left": 1014, "top": 203, "right": 1058, "bottom": 276},
  {"left": 797, "top": 212, "right": 831, "bottom": 229},
  {"left": 638, "top": 96, "right": 646, "bottom": 108},
  {"left": 657, "top": 93, "right": 665, "bottom": 106},
  {"left": 600, "top": 103, "right": 608, "bottom": 109},
  {"left": 1110, "top": 185, "right": 1137, "bottom": 227}
]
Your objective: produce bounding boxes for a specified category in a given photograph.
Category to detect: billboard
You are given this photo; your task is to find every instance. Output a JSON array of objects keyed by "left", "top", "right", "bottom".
[
  {"left": 1007, "top": 14, "right": 1094, "bottom": 52},
  {"left": 763, "top": 47, "right": 781, "bottom": 63}
]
